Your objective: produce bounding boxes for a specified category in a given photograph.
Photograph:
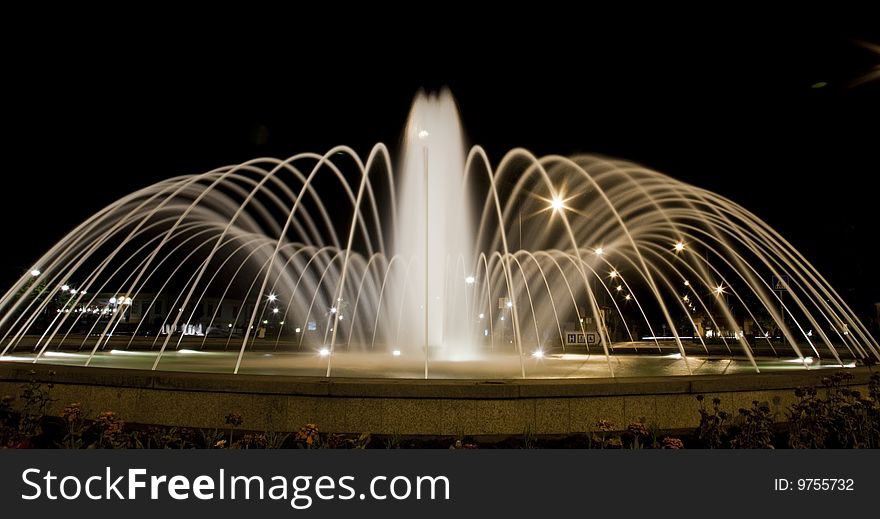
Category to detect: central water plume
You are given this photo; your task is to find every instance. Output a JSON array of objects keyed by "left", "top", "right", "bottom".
[{"left": 393, "top": 90, "right": 475, "bottom": 358}]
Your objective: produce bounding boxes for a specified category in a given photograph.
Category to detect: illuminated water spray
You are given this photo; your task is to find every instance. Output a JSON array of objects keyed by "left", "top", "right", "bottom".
[{"left": 0, "top": 90, "right": 877, "bottom": 379}]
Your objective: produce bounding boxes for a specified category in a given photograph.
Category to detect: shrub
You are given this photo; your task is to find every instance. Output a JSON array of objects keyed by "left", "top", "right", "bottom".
[{"left": 695, "top": 395, "right": 729, "bottom": 448}]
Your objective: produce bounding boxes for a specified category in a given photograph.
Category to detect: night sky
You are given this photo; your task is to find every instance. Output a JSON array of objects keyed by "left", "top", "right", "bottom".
[{"left": 3, "top": 20, "right": 878, "bottom": 318}]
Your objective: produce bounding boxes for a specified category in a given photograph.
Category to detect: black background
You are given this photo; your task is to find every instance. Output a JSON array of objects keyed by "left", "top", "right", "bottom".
[{"left": 2, "top": 14, "right": 878, "bottom": 318}]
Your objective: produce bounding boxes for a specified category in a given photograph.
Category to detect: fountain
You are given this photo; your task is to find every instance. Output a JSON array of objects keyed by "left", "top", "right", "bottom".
[{"left": 0, "top": 89, "right": 877, "bottom": 381}]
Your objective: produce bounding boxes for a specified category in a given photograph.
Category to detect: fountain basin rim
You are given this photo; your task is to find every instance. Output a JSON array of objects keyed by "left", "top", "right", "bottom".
[{"left": 1, "top": 363, "right": 875, "bottom": 399}]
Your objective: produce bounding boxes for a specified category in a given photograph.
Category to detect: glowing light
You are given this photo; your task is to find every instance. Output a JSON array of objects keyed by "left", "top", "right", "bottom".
[
  {"left": 506, "top": 301, "right": 513, "bottom": 308},
  {"left": 609, "top": 270, "right": 618, "bottom": 278},
  {"left": 109, "top": 297, "right": 117, "bottom": 304},
  {"left": 674, "top": 241, "right": 685, "bottom": 252},
  {"left": 70, "top": 289, "right": 78, "bottom": 295},
  {"left": 45, "top": 351, "right": 81, "bottom": 358},
  {"left": 61, "top": 285, "right": 70, "bottom": 292},
  {"left": 392, "top": 350, "right": 402, "bottom": 357},
  {"left": 123, "top": 297, "right": 132, "bottom": 305},
  {"left": 272, "top": 308, "right": 279, "bottom": 314},
  {"left": 684, "top": 280, "right": 690, "bottom": 286},
  {"left": 804, "top": 356, "right": 814, "bottom": 365},
  {"left": 624, "top": 294, "right": 631, "bottom": 301},
  {"left": 262, "top": 320, "right": 268, "bottom": 324},
  {"left": 714, "top": 285, "right": 725, "bottom": 295},
  {"left": 267, "top": 294, "right": 277, "bottom": 302},
  {"left": 550, "top": 196, "right": 564, "bottom": 212},
  {"left": 295, "top": 327, "right": 302, "bottom": 333},
  {"left": 30, "top": 269, "right": 40, "bottom": 277},
  {"left": 478, "top": 313, "right": 484, "bottom": 319},
  {"left": 500, "top": 316, "right": 505, "bottom": 321},
  {"left": 531, "top": 349, "right": 544, "bottom": 359},
  {"left": 595, "top": 247, "right": 604, "bottom": 255},
  {"left": 110, "top": 349, "right": 147, "bottom": 356},
  {"left": 418, "top": 130, "right": 430, "bottom": 139},
  {"left": 319, "top": 348, "right": 330, "bottom": 357},
  {"left": 616, "top": 285, "right": 622, "bottom": 292},
  {"left": 330, "top": 307, "right": 337, "bottom": 314},
  {"left": 683, "top": 295, "right": 689, "bottom": 302},
  {"left": 465, "top": 275, "right": 475, "bottom": 284},
  {"left": 338, "top": 315, "right": 344, "bottom": 320},
  {"left": 228, "top": 323, "right": 233, "bottom": 328}
]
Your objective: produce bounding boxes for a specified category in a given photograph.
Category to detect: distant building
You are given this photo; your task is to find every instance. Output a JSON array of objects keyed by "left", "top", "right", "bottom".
[{"left": 85, "top": 293, "right": 256, "bottom": 335}]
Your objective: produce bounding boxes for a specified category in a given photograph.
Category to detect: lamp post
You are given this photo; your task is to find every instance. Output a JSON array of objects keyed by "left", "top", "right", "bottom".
[
  {"left": 714, "top": 284, "right": 726, "bottom": 338},
  {"left": 421, "top": 134, "right": 429, "bottom": 379}
]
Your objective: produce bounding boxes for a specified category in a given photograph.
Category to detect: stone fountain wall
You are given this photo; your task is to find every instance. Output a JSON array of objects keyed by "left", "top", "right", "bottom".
[{"left": 1, "top": 364, "right": 875, "bottom": 436}]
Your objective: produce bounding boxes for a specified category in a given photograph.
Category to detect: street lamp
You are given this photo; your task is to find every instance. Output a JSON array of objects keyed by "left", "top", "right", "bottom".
[
  {"left": 465, "top": 275, "right": 475, "bottom": 284},
  {"left": 30, "top": 269, "right": 40, "bottom": 277},
  {"left": 674, "top": 241, "right": 685, "bottom": 252}
]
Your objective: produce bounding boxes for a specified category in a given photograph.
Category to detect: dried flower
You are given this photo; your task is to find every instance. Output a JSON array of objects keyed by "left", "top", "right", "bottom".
[
  {"left": 662, "top": 437, "right": 684, "bottom": 449},
  {"left": 595, "top": 419, "right": 615, "bottom": 432},
  {"left": 627, "top": 422, "right": 649, "bottom": 437},
  {"left": 61, "top": 402, "right": 83, "bottom": 424},
  {"left": 295, "top": 423, "right": 320, "bottom": 446}
]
